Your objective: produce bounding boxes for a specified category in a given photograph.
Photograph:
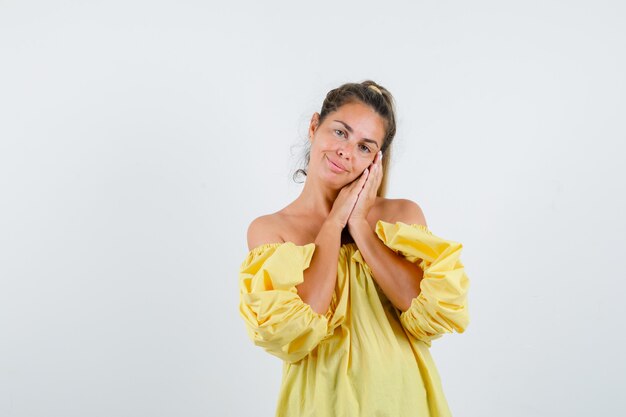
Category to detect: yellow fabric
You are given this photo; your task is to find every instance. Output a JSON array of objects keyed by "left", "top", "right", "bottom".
[{"left": 239, "top": 220, "right": 470, "bottom": 417}]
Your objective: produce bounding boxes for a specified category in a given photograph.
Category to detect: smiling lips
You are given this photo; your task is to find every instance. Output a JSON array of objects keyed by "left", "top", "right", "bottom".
[{"left": 326, "top": 156, "right": 347, "bottom": 173}]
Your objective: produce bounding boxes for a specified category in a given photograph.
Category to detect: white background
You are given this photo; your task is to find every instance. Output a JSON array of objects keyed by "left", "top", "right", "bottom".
[{"left": 1, "top": 1, "right": 625, "bottom": 416}]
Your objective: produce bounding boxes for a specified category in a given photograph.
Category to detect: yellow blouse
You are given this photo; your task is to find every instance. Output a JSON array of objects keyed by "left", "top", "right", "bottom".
[{"left": 238, "top": 220, "right": 470, "bottom": 417}]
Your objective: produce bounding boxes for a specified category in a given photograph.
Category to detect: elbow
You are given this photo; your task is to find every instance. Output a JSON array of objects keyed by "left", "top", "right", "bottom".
[
  {"left": 397, "top": 293, "right": 419, "bottom": 313},
  {"left": 242, "top": 306, "right": 330, "bottom": 363},
  {"left": 399, "top": 296, "right": 470, "bottom": 342},
  {"left": 253, "top": 332, "right": 324, "bottom": 364}
]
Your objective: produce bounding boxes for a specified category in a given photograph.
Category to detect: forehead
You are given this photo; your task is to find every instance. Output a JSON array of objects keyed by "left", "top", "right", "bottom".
[{"left": 330, "top": 101, "right": 386, "bottom": 141}]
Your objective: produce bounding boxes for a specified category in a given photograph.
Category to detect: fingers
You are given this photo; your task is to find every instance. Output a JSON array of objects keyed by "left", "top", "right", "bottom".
[
  {"left": 367, "top": 151, "right": 383, "bottom": 172},
  {"left": 349, "top": 168, "right": 369, "bottom": 188},
  {"left": 364, "top": 166, "right": 376, "bottom": 196},
  {"left": 369, "top": 154, "right": 381, "bottom": 178},
  {"left": 339, "top": 169, "right": 368, "bottom": 200},
  {"left": 352, "top": 168, "right": 369, "bottom": 194},
  {"left": 350, "top": 168, "right": 368, "bottom": 194},
  {"left": 363, "top": 152, "right": 383, "bottom": 196},
  {"left": 360, "top": 168, "right": 369, "bottom": 183},
  {"left": 344, "top": 163, "right": 373, "bottom": 195}
]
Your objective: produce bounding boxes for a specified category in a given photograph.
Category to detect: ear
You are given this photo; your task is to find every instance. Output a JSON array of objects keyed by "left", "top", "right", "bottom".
[{"left": 308, "top": 112, "right": 320, "bottom": 141}]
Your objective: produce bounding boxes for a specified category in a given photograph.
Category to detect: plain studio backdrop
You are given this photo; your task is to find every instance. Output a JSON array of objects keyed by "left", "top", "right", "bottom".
[{"left": 1, "top": 1, "right": 625, "bottom": 416}]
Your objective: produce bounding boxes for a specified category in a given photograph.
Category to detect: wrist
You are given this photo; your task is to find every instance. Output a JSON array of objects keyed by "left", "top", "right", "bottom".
[
  {"left": 323, "top": 217, "right": 345, "bottom": 233},
  {"left": 347, "top": 217, "right": 370, "bottom": 231}
]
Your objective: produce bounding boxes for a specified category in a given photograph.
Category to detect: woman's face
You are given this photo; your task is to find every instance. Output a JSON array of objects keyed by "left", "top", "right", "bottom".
[{"left": 308, "top": 101, "right": 386, "bottom": 188}]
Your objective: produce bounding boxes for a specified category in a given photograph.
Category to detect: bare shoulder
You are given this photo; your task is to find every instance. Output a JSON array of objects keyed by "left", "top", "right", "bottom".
[
  {"left": 375, "top": 197, "right": 428, "bottom": 227},
  {"left": 246, "top": 213, "right": 286, "bottom": 251}
]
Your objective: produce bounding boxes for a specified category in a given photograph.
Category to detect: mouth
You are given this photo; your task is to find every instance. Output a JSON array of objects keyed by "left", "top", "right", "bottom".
[{"left": 326, "top": 155, "right": 346, "bottom": 173}]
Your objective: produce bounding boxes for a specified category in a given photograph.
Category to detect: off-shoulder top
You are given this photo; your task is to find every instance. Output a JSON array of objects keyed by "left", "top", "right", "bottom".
[{"left": 238, "top": 220, "right": 470, "bottom": 417}]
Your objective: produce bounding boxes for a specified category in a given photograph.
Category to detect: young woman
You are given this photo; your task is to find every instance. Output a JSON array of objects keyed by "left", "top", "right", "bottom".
[{"left": 238, "top": 80, "right": 470, "bottom": 417}]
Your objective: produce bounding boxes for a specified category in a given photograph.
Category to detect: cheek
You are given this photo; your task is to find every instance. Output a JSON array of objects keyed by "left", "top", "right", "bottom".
[
  {"left": 362, "top": 157, "right": 375, "bottom": 169},
  {"left": 311, "top": 138, "right": 332, "bottom": 153}
]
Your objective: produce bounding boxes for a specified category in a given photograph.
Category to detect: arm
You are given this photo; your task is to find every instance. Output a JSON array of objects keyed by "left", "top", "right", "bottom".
[
  {"left": 295, "top": 219, "right": 344, "bottom": 315},
  {"left": 287, "top": 169, "right": 370, "bottom": 315},
  {"left": 349, "top": 200, "right": 427, "bottom": 312},
  {"left": 347, "top": 152, "right": 468, "bottom": 344},
  {"left": 239, "top": 239, "right": 334, "bottom": 363},
  {"left": 247, "top": 215, "right": 346, "bottom": 316},
  {"left": 372, "top": 210, "right": 470, "bottom": 344}
]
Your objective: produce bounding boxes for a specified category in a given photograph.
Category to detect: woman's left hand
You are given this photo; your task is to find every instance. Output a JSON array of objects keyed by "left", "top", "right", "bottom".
[{"left": 347, "top": 150, "right": 383, "bottom": 227}]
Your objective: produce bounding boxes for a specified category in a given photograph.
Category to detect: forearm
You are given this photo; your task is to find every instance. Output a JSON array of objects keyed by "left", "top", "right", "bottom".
[
  {"left": 349, "top": 219, "right": 423, "bottom": 311},
  {"left": 296, "top": 219, "right": 343, "bottom": 315}
]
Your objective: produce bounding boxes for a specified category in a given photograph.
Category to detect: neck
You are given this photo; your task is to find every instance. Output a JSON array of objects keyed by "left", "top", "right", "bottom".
[{"left": 292, "top": 174, "right": 341, "bottom": 218}]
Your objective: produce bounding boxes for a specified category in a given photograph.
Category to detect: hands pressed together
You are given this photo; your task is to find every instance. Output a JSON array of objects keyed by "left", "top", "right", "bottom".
[{"left": 328, "top": 150, "right": 384, "bottom": 233}]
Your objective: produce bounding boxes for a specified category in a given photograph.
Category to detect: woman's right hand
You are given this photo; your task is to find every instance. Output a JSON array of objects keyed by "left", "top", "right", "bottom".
[{"left": 327, "top": 168, "right": 370, "bottom": 228}]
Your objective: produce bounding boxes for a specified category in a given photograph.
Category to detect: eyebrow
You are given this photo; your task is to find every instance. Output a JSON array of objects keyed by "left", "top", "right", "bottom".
[{"left": 333, "top": 120, "right": 380, "bottom": 148}]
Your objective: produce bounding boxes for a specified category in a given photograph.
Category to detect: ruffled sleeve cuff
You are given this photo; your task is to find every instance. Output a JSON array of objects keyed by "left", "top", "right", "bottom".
[
  {"left": 238, "top": 242, "right": 335, "bottom": 363},
  {"left": 375, "top": 221, "right": 470, "bottom": 346}
]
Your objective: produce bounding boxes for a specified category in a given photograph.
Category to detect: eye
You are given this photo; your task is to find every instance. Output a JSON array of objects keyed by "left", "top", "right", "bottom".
[
  {"left": 359, "top": 144, "right": 371, "bottom": 153},
  {"left": 334, "top": 129, "right": 346, "bottom": 138}
]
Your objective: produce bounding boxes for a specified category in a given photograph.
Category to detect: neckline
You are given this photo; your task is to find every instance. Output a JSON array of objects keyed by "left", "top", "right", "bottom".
[{"left": 248, "top": 241, "right": 358, "bottom": 254}]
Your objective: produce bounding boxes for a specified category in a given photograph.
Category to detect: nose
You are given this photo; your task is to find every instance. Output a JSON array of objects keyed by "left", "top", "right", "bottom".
[{"left": 337, "top": 142, "right": 353, "bottom": 159}]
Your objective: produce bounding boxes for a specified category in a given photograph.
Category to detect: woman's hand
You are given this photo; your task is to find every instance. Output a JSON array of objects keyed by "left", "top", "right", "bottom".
[
  {"left": 348, "top": 151, "right": 383, "bottom": 227},
  {"left": 327, "top": 167, "right": 370, "bottom": 228}
]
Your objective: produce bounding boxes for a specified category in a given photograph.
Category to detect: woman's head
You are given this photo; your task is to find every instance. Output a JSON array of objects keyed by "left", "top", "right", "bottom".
[{"left": 294, "top": 80, "right": 397, "bottom": 197}]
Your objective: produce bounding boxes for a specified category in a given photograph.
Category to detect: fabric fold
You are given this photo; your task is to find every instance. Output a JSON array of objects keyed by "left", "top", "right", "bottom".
[
  {"left": 375, "top": 221, "right": 470, "bottom": 346},
  {"left": 239, "top": 242, "right": 336, "bottom": 363}
]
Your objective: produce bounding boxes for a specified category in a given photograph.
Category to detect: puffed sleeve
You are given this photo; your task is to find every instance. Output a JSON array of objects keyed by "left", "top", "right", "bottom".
[
  {"left": 238, "top": 242, "right": 335, "bottom": 363},
  {"left": 375, "top": 220, "right": 470, "bottom": 346}
]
